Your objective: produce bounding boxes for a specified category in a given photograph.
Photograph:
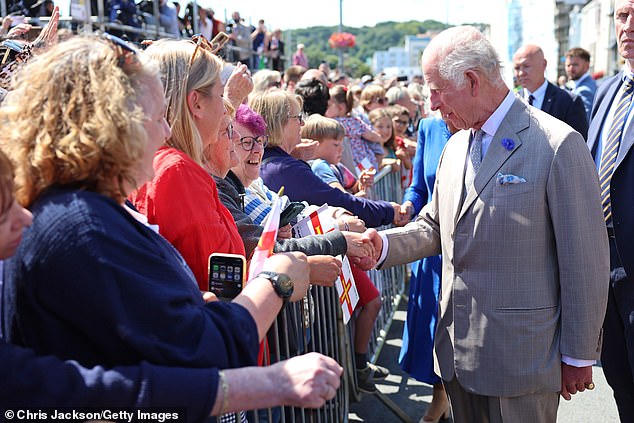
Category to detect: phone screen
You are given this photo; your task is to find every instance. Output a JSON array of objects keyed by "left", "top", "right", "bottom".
[{"left": 208, "top": 253, "right": 246, "bottom": 300}]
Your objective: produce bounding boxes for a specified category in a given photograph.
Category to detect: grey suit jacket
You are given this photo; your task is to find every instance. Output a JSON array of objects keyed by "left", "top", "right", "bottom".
[{"left": 381, "top": 97, "right": 609, "bottom": 397}]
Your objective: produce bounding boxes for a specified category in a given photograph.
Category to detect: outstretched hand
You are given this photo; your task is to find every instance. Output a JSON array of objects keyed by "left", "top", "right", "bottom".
[
  {"left": 349, "top": 228, "right": 382, "bottom": 270},
  {"left": 343, "top": 230, "right": 374, "bottom": 261},
  {"left": 391, "top": 202, "right": 411, "bottom": 226}
]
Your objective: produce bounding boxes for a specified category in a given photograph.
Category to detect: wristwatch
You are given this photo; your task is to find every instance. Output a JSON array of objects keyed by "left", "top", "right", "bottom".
[{"left": 257, "top": 271, "right": 293, "bottom": 302}]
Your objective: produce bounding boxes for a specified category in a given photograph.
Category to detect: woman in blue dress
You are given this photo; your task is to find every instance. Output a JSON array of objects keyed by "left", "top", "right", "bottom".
[{"left": 399, "top": 116, "right": 456, "bottom": 423}]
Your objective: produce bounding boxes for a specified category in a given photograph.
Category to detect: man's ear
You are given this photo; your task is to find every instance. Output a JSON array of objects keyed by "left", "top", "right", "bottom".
[
  {"left": 465, "top": 70, "right": 480, "bottom": 96},
  {"left": 186, "top": 90, "right": 203, "bottom": 120}
]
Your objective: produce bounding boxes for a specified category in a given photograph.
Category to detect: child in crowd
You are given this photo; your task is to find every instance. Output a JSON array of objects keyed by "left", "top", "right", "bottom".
[
  {"left": 325, "top": 84, "right": 382, "bottom": 172},
  {"left": 368, "top": 108, "right": 400, "bottom": 171},
  {"left": 302, "top": 115, "right": 373, "bottom": 197},
  {"left": 385, "top": 105, "right": 416, "bottom": 188},
  {"left": 301, "top": 113, "right": 390, "bottom": 393}
]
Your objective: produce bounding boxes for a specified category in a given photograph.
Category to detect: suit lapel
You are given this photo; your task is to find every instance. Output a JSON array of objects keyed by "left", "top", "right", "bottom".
[
  {"left": 541, "top": 82, "right": 555, "bottom": 115},
  {"left": 458, "top": 99, "right": 527, "bottom": 221}
]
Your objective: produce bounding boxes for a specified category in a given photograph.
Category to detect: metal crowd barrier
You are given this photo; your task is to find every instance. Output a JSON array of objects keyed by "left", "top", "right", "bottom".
[{"left": 251, "top": 162, "right": 407, "bottom": 422}]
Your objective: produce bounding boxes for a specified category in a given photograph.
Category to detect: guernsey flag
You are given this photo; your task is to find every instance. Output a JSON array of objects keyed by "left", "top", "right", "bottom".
[
  {"left": 355, "top": 157, "right": 376, "bottom": 177},
  {"left": 293, "top": 204, "right": 359, "bottom": 324}
]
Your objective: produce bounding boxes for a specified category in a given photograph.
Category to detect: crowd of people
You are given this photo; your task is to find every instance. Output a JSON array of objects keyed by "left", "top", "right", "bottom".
[{"left": 1, "top": 1, "right": 634, "bottom": 423}]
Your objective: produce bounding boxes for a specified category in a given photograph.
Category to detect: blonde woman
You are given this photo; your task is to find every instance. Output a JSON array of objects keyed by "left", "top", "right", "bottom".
[
  {"left": 1, "top": 35, "right": 340, "bottom": 417},
  {"left": 129, "top": 38, "right": 246, "bottom": 290}
]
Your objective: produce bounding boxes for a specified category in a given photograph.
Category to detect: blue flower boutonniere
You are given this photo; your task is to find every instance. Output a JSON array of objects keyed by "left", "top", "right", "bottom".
[{"left": 501, "top": 138, "right": 515, "bottom": 151}]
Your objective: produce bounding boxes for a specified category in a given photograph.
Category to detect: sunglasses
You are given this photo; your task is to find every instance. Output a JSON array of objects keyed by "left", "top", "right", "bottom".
[
  {"left": 238, "top": 135, "right": 269, "bottom": 151},
  {"left": 223, "top": 122, "right": 234, "bottom": 139},
  {"left": 288, "top": 113, "right": 306, "bottom": 124},
  {"left": 372, "top": 97, "right": 388, "bottom": 105},
  {"left": 393, "top": 119, "right": 409, "bottom": 126},
  {"left": 101, "top": 33, "right": 139, "bottom": 69}
]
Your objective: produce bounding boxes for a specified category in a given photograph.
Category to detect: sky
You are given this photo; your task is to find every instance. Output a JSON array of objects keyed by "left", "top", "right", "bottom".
[
  {"left": 57, "top": 0, "right": 498, "bottom": 30},
  {"left": 202, "top": 0, "right": 494, "bottom": 30}
]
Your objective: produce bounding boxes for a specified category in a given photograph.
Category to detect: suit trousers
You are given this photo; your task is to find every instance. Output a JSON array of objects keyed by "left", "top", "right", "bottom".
[
  {"left": 601, "top": 236, "right": 634, "bottom": 422},
  {"left": 444, "top": 377, "right": 559, "bottom": 423}
]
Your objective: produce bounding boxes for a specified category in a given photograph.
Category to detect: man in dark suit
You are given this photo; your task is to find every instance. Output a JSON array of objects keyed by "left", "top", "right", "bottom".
[
  {"left": 587, "top": 0, "right": 634, "bottom": 420},
  {"left": 513, "top": 44, "right": 589, "bottom": 139}
]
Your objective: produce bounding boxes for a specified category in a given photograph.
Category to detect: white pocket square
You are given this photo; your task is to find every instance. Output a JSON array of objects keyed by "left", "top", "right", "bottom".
[{"left": 496, "top": 172, "right": 527, "bottom": 185}]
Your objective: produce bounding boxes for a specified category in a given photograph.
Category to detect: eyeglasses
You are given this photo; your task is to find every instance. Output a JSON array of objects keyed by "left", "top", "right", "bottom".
[
  {"left": 393, "top": 119, "right": 409, "bottom": 126},
  {"left": 101, "top": 33, "right": 139, "bottom": 69},
  {"left": 372, "top": 97, "right": 388, "bottom": 105},
  {"left": 288, "top": 113, "right": 306, "bottom": 124},
  {"left": 238, "top": 135, "right": 269, "bottom": 151}
]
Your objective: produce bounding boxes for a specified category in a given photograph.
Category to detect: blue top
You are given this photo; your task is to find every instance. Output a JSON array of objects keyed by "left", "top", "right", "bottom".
[
  {"left": 261, "top": 147, "right": 394, "bottom": 228},
  {"left": 3, "top": 188, "right": 258, "bottom": 383},
  {"left": 311, "top": 159, "right": 341, "bottom": 185},
  {"left": 403, "top": 118, "right": 453, "bottom": 213},
  {"left": 0, "top": 339, "right": 216, "bottom": 420}
]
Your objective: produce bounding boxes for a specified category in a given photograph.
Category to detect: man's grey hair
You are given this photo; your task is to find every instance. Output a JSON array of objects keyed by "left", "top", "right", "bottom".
[{"left": 424, "top": 26, "right": 504, "bottom": 89}]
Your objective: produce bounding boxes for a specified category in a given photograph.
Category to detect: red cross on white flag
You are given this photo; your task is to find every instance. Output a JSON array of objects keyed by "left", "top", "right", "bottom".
[{"left": 293, "top": 204, "right": 359, "bottom": 323}]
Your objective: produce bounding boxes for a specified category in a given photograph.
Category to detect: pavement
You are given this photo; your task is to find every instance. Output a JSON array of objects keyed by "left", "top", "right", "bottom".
[{"left": 349, "top": 295, "right": 620, "bottom": 423}]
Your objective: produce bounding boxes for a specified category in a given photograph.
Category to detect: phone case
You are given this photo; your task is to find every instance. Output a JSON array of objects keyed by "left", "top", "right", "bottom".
[{"left": 208, "top": 253, "right": 246, "bottom": 300}]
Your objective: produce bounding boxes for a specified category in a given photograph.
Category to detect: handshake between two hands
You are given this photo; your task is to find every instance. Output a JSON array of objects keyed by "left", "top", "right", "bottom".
[{"left": 392, "top": 201, "right": 414, "bottom": 227}]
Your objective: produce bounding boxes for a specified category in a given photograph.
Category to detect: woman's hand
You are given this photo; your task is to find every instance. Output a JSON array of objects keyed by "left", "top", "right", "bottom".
[
  {"left": 277, "top": 223, "right": 292, "bottom": 240},
  {"left": 201, "top": 291, "right": 219, "bottom": 303},
  {"left": 224, "top": 62, "right": 253, "bottom": 108},
  {"left": 262, "top": 251, "right": 309, "bottom": 302},
  {"left": 291, "top": 139, "right": 319, "bottom": 161},
  {"left": 272, "top": 352, "right": 343, "bottom": 408},
  {"left": 358, "top": 169, "right": 375, "bottom": 189},
  {"left": 307, "top": 255, "right": 341, "bottom": 287},
  {"left": 337, "top": 214, "right": 366, "bottom": 233}
]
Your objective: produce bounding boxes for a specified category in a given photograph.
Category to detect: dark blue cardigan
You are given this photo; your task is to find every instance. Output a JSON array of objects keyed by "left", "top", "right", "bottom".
[
  {"left": 0, "top": 340, "right": 216, "bottom": 421},
  {"left": 2, "top": 188, "right": 258, "bottom": 416},
  {"left": 260, "top": 147, "right": 395, "bottom": 228}
]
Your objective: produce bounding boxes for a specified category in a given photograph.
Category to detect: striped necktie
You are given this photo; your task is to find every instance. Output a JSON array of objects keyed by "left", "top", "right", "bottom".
[
  {"left": 528, "top": 94, "right": 535, "bottom": 106},
  {"left": 465, "top": 129, "right": 483, "bottom": 189},
  {"left": 599, "top": 74, "right": 634, "bottom": 224}
]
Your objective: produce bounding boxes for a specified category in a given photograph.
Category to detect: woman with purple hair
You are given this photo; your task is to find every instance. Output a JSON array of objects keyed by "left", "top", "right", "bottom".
[{"left": 213, "top": 104, "right": 372, "bottom": 263}]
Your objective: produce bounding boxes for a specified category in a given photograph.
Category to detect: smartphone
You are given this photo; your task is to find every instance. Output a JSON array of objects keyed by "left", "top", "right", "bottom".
[
  {"left": 397, "top": 75, "right": 408, "bottom": 82},
  {"left": 208, "top": 253, "right": 246, "bottom": 300},
  {"left": 210, "top": 32, "right": 230, "bottom": 54},
  {"left": 279, "top": 202, "right": 305, "bottom": 228}
]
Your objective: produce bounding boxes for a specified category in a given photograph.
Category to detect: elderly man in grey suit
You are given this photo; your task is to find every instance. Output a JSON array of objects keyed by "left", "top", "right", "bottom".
[{"left": 363, "top": 26, "right": 609, "bottom": 422}]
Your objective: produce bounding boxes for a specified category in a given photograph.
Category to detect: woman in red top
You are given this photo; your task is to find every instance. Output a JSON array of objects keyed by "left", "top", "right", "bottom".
[{"left": 129, "top": 39, "right": 244, "bottom": 290}]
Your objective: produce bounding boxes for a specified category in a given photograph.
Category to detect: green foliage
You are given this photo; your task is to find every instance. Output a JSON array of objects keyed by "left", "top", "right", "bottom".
[{"left": 289, "top": 20, "right": 451, "bottom": 78}]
